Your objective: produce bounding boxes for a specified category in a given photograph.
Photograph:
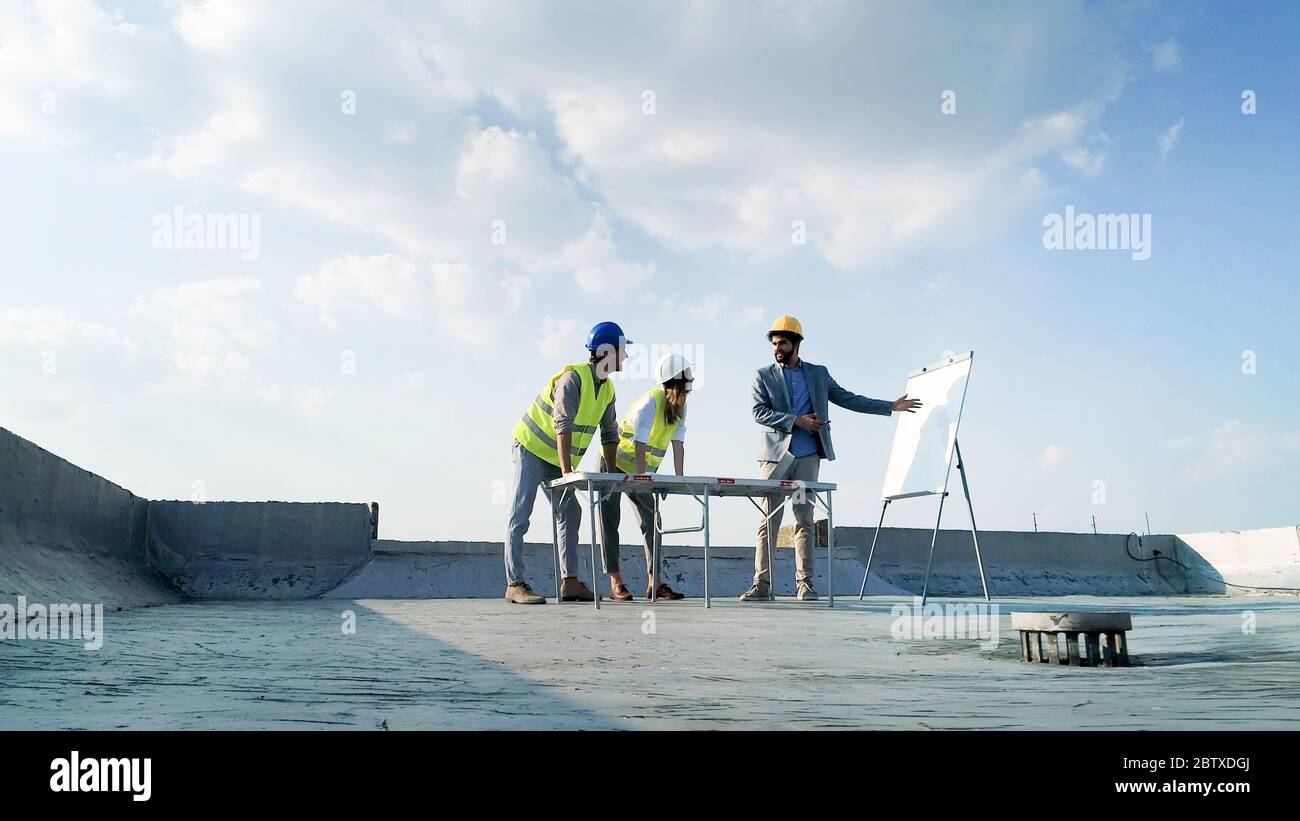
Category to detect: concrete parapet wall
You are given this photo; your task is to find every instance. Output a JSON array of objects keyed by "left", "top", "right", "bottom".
[
  {"left": 1174, "top": 527, "right": 1300, "bottom": 593},
  {"left": 324, "top": 539, "right": 898, "bottom": 599},
  {"left": 323, "top": 529, "right": 1203, "bottom": 601},
  {"left": 5, "top": 426, "right": 1298, "bottom": 606},
  {"left": 0, "top": 426, "right": 178, "bottom": 607},
  {"left": 145, "top": 500, "right": 374, "bottom": 599},
  {"left": 836, "top": 526, "right": 1192, "bottom": 597}
]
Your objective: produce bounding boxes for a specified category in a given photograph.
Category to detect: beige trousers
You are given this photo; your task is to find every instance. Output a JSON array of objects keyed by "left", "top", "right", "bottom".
[{"left": 754, "top": 454, "right": 820, "bottom": 585}]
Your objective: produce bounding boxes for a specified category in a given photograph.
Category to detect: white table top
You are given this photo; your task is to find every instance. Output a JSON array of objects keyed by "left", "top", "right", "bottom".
[{"left": 546, "top": 472, "right": 836, "bottom": 497}]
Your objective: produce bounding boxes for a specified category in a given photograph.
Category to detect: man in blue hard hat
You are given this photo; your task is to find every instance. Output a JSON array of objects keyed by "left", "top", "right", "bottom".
[{"left": 505, "top": 321, "right": 631, "bottom": 604}]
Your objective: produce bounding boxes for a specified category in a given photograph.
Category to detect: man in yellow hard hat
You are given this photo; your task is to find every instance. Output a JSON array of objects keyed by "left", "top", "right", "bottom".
[{"left": 742, "top": 315, "right": 921, "bottom": 601}]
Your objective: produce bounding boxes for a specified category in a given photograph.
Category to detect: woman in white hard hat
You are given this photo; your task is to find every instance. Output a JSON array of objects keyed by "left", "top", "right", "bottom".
[{"left": 598, "top": 352, "right": 694, "bottom": 601}]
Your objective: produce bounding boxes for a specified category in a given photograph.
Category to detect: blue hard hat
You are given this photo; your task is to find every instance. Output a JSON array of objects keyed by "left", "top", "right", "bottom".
[{"left": 585, "top": 321, "right": 632, "bottom": 351}]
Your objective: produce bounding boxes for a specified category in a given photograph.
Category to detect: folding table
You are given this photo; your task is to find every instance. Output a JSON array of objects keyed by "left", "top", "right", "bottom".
[{"left": 545, "top": 472, "right": 837, "bottom": 609}]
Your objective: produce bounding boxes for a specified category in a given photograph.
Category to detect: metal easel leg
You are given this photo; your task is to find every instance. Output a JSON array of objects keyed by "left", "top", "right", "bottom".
[
  {"left": 859, "top": 499, "right": 890, "bottom": 600},
  {"left": 921, "top": 492, "right": 948, "bottom": 607},
  {"left": 955, "top": 440, "right": 990, "bottom": 602}
]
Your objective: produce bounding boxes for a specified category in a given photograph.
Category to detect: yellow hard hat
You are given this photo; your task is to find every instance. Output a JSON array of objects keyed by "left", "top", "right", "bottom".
[{"left": 768, "top": 315, "right": 804, "bottom": 340}]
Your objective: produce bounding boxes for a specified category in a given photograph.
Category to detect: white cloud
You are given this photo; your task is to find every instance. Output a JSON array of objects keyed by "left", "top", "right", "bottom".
[
  {"left": 7, "top": 0, "right": 1129, "bottom": 376},
  {"left": 0, "top": 0, "right": 147, "bottom": 142},
  {"left": 149, "top": 108, "right": 262, "bottom": 181},
  {"left": 437, "top": 5, "right": 1132, "bottom": 269},
  {"left": 386, "top": 122, "right": 418, "bottom": 144},
  {"left": 560, "top": 207, "right": 655, "bottom": 293},
  {"left": 172, "top": 0, "right": 252, "bottom": 56},
  {"left": 500, "top": 275, "right": 531, "bottom": 312},
  {"left": 0, "top": 308, "right": 134, "bottom": 351},
  {"left": 1042, "top": 445, "right": 1069, "bottom": 468},
  {"left": 537, "top": 317, "right": 579, "bottom": 357},
  {"left": 429, "top": 260, "right": 512, "bottom": 345},
  {"left": 456, "top": 126, "right": 544, "bottom": 194},
  {"left": 294, "top": 254, "right": 523, "bottom": 345},
  {"left": 1151, "top": 39, "right": 1181, "bottom": 72},
  {"left": 294, "top": 254, "right": 431, "bottom": 329},
  {"left": 0, "top": 306, "right": 142, "bottom": 422},
  {"left": 655, "top": 294, "right": 764, "bottom": 328},
  {"left": 298, "top": 385, "right": 334, "bottom": 417},
  {"left": 1157, "top": 118, "right": 1184, "bottom": 167},
  {"left": 1168, "top": 420, "right": 1275, "bottom": 480},
  {"left": 393, "top": 371, "right": 427, "bottom": 391},
  {"left": 8, "top": 1, "right": 1132, "bottom": 276},
  {"left": 1061, "top": 147, "right": 1107, "bottom": 176},
  {"left": 733, "top": 304, "right": 765, "bottom": 327},
  {"left": 130, "top": 276, "right": 277, "bottom": 390}
]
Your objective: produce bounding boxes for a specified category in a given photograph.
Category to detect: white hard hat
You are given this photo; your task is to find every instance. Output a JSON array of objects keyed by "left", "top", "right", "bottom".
[{"left": 656, "top": 352, "right": 693, "bottom": 384}]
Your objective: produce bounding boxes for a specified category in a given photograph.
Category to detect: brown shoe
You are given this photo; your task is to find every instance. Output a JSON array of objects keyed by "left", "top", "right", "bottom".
[
  {"left": 505, "top": 582, "right": 546, "bottom": 604},
  {"left": 646, "top": 582, "right": 685, "bottom": 600},
  {"left": 559, "top": 577, "right": 595, "bottom": 602},
  {"left": 610, "top": 583, "right": 634, "bottom": 602}
]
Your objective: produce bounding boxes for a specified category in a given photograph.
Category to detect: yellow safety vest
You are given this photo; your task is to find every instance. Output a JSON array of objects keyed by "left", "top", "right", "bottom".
[
  {"left": 513, "top": 364, "right": 616, "bottom": 468},
  {"left": 615, "top": 388, "right": 681, "bottom": 475}
]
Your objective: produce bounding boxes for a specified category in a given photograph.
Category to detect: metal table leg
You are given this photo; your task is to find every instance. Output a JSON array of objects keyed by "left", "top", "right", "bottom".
[
  {"left": 651, "top": 491, "right": 659, "bottom": 604},
  {"left": 702, "top": 490, "right": 710, "bottom": 609},
  {"left": 767, "top": 496, "right": 777, "bottom": 601},
  {"left": 550, "top": 486, "right": 562, "bottom": 602},
  {"left": 827, "top": 489, "right": 834, "bottom": 608},
  {"left": 588, "top": 481, "right": 601, "bottom": 610}
]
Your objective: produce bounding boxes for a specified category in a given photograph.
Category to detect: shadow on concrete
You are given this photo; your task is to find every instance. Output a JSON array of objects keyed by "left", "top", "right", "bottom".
[
  {"left": 1131, "top": 647, "right": 1300, "bottom": 668},
  {"left": 0, "top": 600, "right": 624, "bottom": 730}
]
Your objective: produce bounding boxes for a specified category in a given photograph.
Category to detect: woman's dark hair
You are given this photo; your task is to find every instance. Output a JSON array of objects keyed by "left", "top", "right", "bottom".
[{"left": 663, "top": 376, "right": 689, "bottom": 425}]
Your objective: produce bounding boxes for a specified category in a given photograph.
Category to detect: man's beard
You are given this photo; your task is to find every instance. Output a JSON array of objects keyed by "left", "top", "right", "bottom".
[{"left": 774, "top": 349, "right": 787, "bottom": 362}]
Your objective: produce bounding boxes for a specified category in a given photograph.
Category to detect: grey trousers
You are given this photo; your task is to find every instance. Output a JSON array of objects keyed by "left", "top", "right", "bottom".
[
  {"left": 755, "top": 454, "right": 821, "bottom": 585},
  {"left": 598, "top": 477, "right": 664, "bottom": 582},
  {"left": 504, "top": 441, "right": 581, "bottom": 586}
]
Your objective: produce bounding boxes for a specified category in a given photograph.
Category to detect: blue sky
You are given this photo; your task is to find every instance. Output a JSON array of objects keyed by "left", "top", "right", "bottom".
[{"left": 1, "top": 0, "right": 1296, "bottom": 545}]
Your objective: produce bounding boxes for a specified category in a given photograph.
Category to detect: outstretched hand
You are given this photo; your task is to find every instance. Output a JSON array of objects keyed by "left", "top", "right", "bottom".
[{"left": 892, "top": 395, "right": 922, "bottom": 413}]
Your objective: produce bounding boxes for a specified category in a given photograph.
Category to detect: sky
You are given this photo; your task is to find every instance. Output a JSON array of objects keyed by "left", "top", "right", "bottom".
[{"left": 1, "top": 0, "right": 1297, "bottom": 547}]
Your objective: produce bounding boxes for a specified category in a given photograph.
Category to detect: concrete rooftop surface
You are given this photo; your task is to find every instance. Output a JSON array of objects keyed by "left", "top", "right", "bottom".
[
  {"left": 5, "top": 426, "right": 1300, "bottom": 731},
  {"left": 4, "top": 595, "right": 1300, "bottom": 730}
]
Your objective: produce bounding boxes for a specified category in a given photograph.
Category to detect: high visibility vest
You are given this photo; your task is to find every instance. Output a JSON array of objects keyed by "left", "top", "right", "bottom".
[
  {"left": 615, "top": 388, "right": 681, "bottom": 475},
  {"left": 513, "top": 364, "right": 615, "bottom": 468}
]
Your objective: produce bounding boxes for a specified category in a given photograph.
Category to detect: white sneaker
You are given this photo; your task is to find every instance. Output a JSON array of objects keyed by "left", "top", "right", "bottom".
[{"left": 796, "top": 581, "right": 818, "bottom": 601}]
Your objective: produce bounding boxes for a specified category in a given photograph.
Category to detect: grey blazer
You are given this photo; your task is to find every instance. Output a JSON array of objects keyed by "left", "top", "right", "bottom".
[{"left": 752, "top": 361, "right": 893, "bottom": 462}]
